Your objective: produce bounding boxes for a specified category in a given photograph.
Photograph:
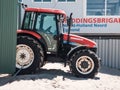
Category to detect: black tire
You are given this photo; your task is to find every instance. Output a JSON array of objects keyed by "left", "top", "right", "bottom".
[
  {"left": 16, "top": 35, "right": 44, "bottom": 74},
  {"left": 69, "top": 50, "right": 100, "bottom": 78}
]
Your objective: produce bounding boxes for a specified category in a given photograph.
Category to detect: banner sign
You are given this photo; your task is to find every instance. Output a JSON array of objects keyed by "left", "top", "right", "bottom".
[{"left": 63, "top": 17, "right": 120, "bottom": 33}]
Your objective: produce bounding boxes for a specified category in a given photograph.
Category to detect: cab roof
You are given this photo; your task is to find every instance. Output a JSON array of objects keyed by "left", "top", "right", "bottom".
[{"left": 25, "top": 7, "right": 66, "bottom": 16}]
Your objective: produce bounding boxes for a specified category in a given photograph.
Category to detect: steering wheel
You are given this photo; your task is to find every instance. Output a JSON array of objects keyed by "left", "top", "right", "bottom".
[{"left": 45, "top": 26, "right": 52, "bottom": 34}]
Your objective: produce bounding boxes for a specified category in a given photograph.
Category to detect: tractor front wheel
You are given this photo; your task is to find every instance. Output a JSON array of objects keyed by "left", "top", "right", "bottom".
[{"left": 69, "top": 50, "right": 100, "bottom": 78}]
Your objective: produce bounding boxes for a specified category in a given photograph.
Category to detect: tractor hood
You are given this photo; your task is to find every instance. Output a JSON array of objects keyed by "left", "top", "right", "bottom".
[{"left": 63, "top": 33, "right": 97, "bottom": 48}]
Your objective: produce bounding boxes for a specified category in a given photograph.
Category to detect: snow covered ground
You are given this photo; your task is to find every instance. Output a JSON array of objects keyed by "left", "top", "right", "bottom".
[{"left": 0, "top": 63, "right": 120, "bottom": 90}]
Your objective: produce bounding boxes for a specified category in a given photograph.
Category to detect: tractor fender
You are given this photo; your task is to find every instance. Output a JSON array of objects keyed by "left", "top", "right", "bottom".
[
  {"left": 67, "top": 45, "right": 87, "bottom": 60},
  {"left": 17, "top": 30, "right": 41, "bottom": 39}
]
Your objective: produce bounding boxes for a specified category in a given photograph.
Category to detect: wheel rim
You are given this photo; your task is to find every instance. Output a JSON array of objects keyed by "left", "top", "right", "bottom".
[
  {"left": 76, "top": 56, "right": 94, "bottom": 75},
  {"left": 16, "top": 44, "right": 34, "bottom": 69}
]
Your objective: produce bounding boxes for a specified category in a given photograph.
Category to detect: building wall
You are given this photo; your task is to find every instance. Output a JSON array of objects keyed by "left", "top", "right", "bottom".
[
  {"left": 0, "top": 0, "right": 17, "bottom": 73},
  {"left": 86, "top": 36, "right": 120, "bottom": 69},
  {"left": 21, "top": 0, "right": 120, "bottom": 34}
]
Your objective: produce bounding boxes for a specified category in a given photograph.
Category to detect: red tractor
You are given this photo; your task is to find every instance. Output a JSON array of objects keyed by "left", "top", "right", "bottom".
[{"left": 16, "top": 7, "right": 100, "bottom": 78}]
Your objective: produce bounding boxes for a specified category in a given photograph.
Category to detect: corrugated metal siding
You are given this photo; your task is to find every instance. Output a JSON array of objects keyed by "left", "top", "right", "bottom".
[
  {"left": 0, "top": 0, "right": 17, "bottom": 73},
  {"left": 89, "top": 37, "right": 120, "bottom": 69}
]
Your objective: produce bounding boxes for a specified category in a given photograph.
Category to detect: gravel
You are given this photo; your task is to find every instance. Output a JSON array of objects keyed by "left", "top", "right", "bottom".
[{"left": 0, "top": 63, "right": 120, "bottom": 90}]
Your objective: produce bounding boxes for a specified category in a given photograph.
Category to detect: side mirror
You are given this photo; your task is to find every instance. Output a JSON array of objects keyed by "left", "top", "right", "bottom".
[{"left": 67, "top": 13, "right": 73, "bottom": 27}]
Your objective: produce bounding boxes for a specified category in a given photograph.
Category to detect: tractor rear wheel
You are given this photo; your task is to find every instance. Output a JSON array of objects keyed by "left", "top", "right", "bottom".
[
  {"left": 69, "top": 50, "right": 100, "bottom": 78},
  {"left": 16, "top": 36, "right": 44, "bottom": 74}
]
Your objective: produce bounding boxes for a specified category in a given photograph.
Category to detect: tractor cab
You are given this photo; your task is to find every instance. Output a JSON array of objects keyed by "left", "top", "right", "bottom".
[{"left": 21, "top": 8, "right": 66, "bottom": 53}]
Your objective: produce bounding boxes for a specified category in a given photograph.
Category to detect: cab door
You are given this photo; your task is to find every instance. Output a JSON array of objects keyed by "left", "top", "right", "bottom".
[{"left": 35, "top": 13, "right": 58, "bottom": 52}]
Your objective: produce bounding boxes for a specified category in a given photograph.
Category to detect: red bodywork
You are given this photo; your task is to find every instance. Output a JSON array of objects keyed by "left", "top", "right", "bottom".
[
  {"left": 63, "top": 33, "right": 97, "bottom": 48},
  {"left": 17, "top": 30, "right": 41, "bottom": 39}
]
